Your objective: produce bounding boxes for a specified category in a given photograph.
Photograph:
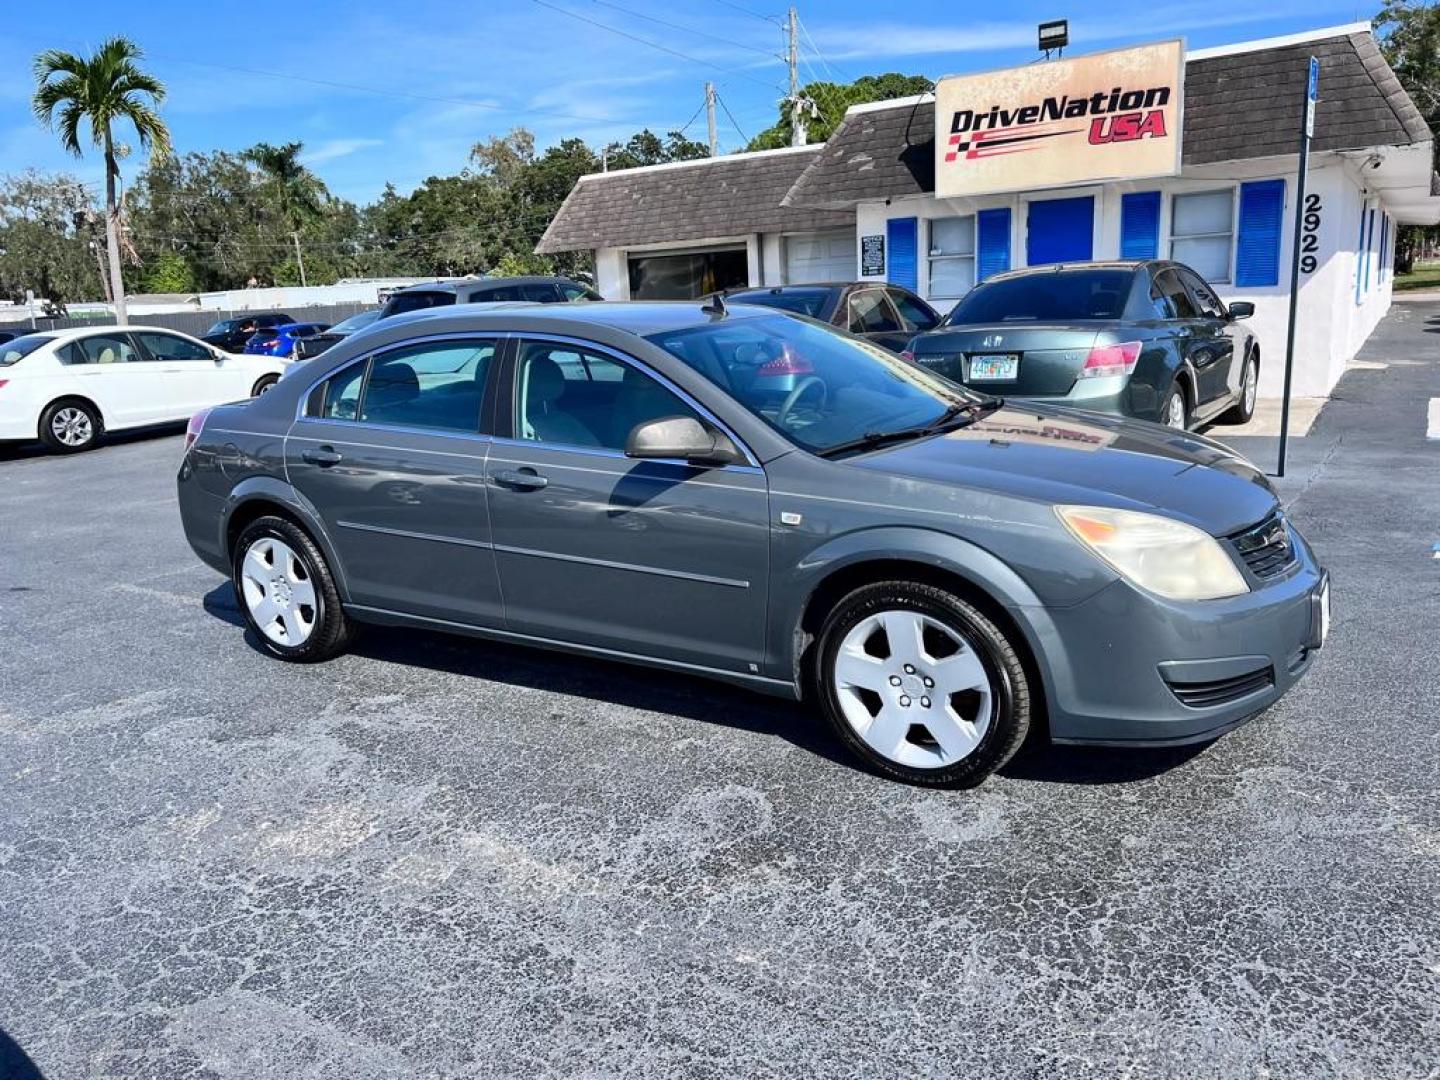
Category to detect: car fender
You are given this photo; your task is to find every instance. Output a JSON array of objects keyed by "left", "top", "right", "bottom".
[
  {"left": 775, "top": 524, "right": 1054, "bottom": 682},
  {"left": 219, "top": 474, "right": 353, "bottom": 601}
]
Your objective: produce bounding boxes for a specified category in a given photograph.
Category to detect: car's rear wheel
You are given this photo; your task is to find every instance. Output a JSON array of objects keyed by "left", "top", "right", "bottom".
[
  {"left": 232, "top": 515, "right": 354, "bottom": 661},
  {"left": 251, "top": 374, "right": 280, "bottom": 396},
  {"left": 39, "top": 399, "right": 102, "bottom": 453},
  {"left": 1222, "top": 351, "right": 1258, "bottom": 424},
  {"left": 1160, "top": 382, "right": 1189, "bottom": 431},
  {"left": 813, "top": 580, "right": 1030, "bottom": 787}
]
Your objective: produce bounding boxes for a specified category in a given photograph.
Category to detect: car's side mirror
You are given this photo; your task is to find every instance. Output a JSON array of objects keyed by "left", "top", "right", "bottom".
[
  {"left": 1227, "top": 301, "right": 1255, "bottom": 320},
  {"left": 625, "top": 415, "right": 742, "bottom": 467}
]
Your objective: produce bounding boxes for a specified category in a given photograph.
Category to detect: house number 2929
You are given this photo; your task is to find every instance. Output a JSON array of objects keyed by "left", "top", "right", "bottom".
[{"left": 1299, "top": 193, "right": 1322, "bottom": 274}]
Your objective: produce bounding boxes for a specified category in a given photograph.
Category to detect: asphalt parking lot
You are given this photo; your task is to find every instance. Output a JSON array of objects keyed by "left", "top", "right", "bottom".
[{"left": 2, "top": 305, "right": 1438, "bottom": 1079}]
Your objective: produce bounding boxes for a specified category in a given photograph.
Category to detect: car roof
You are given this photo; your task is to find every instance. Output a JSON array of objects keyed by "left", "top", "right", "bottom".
[
  {"left": 40, "top": 324, "right": 204, "bottom": 343},
  {"left": 391, "top": 276, "right": 579, "bottom": 296},
  {"left": 383, "top": 299, "right": 781, "bottom": 337}
]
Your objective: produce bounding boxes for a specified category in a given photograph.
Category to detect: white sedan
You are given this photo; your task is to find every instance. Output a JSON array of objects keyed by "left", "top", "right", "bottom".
[{"left": 0, "top": 325, "right": 289, "bottom": 452}]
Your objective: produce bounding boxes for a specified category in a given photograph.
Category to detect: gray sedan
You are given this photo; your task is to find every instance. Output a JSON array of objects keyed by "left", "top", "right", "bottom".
[{"left": 177, "top": 301, "right": 1328, "bottom": 787}]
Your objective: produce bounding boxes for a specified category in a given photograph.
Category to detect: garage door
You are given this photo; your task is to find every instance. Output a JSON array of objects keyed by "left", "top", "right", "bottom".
[{"left": 785, "top": 229, "right": 855, "bottom": 283}]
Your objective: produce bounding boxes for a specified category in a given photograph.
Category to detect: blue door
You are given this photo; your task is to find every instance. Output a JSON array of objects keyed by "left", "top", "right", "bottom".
[
  {"left": 886, "top": 217, "right": 918, "bottom": 291},
  {"left": 1026, "top": 196, "right": 1094, "bottom": 266}
]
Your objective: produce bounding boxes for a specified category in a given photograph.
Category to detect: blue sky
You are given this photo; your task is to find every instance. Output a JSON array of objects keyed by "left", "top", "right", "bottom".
[{"left": 3, "top": 0, "right": 1370, "bottom": 205}]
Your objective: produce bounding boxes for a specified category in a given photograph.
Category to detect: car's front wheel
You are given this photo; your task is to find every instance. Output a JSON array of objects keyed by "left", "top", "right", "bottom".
[
  {"left": 813, "top": 580, "right": 1031, "bottom": 787},
  {"left": 39, "top": 399, "right": 102, "bottom": 453},
  {"left": 232, "top": 515, "right": 355, "bottom": 661}
]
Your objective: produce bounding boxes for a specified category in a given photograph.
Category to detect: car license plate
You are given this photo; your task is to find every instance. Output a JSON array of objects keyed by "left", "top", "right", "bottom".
[{"left": 968, "top": 354, "right": 1018, "bottom": 381}]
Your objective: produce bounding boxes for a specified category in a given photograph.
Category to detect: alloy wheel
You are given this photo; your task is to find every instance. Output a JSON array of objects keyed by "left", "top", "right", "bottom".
[
  {"left": 239, "top": 536, "right": 317, "bottom": 646},
  {"left": 1243, "top": 360, "right": 1258, "bottom": 415},
  {"left": 1165, "top": 392, "right": 1186, "bottom": 430},
  {"left": 831, "top": 609, "right": 994, "bottom": 770},
  {"left": 51, "top": 407, "right": 93, "bottom": 447}
]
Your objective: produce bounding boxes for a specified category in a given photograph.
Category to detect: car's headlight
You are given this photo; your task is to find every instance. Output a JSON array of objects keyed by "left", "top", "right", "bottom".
[{"left": 1056, "top": 505, "right": 1249, "bottom": 601}]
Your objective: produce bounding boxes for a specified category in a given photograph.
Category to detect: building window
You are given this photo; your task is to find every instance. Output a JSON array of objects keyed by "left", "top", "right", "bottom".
[
  {"left": 928, "top": 216, "right": 975, "bottom": 300},
  {"left": 1170, "top": 189, "right": 1234, "bottom": 283}
]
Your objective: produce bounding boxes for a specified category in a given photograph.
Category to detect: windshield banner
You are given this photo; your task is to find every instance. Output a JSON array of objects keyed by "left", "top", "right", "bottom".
[{"left": 934, "top": 40, "right": 1183, "bottom": 199}]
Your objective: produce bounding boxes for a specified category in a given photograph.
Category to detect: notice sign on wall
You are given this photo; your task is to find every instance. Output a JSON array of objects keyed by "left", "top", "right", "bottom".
[
  {"left": 860, "top": 234, "right": 884, "bottom": 276},
  {"left": 934, "top": 40, "right": 1183, "bottom": 199}
]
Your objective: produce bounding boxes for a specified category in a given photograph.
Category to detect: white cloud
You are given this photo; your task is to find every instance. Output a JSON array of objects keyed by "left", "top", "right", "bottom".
[{"left": 301, "top": 138, "right": 383, "bottom": 166}]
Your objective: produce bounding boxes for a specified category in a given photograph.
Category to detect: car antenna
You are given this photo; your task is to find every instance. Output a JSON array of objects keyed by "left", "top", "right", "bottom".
[{"left": 701, "top": 292, "right": 727, "bottom": 319}]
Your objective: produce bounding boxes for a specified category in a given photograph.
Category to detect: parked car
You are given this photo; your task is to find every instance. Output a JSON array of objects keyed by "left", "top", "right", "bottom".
[
  {"left": 722, "top": 282, "right": 941, "bottom": 353},
  {"left": 0, "top": 326, "right": 287, "bottom": 453},
  {"left": 202, "top": 313, "right": 294, "bottom": 352},
  {"left": 904, "top": 261, "right": 1259, "bottom": 430},
  {"left": 0, "top": 329, "right": 21, "bottom": 346},
  {"left": 244, "top": 321, "right": 331, "bottom": 359},
  {"left": 178, "top": 301, "right": 1327, "bottom": 788},
  {"left": 293, "top": 310, "right": 382, "bottom": 360},
  {"left": 378, "top": 277, "right": 602, "bottom": 319}
]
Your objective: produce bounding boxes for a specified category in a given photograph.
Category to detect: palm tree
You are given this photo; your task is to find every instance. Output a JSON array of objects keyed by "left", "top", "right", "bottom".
[
  {"left": 32, "top": 37, "right": 171, "bottom": 326},
  {"left": 244, "top": 142, "right": 326, "bottom": 286}
]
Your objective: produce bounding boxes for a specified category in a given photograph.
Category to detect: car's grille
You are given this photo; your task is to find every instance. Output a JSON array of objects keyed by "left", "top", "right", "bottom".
[
  {"left": 1166, "top": 666, "right": 1275, "bottom": 708},
  {"left": 1229, "top": 513, "right": 1297, "bottom": 581}
]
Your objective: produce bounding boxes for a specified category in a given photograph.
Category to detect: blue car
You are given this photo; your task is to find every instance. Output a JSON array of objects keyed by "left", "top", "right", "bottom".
[{"left": 244, "top": 322, "right": 331, "bottom": 358}]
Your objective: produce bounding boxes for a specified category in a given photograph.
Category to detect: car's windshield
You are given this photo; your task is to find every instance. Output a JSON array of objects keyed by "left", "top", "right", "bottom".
[
  {"left": 329, "top": 311, "right": 380, "bottom": 334},
  {"left": 383, "top": 290, "right": 455, "bottom": 317},
  {"left": 945, "top": 269, "right": 1135, "bottom": 324},
  {"left": 645, "top": 314, "right": 976, "bottom": 455},
  {"left": 727, "top": 289, "right": 835, "bottom": 319},
  {"left": 0, "top": 333, "right": 55, "bottom": 366},
  {"left": 205, "top": 319, "right": 238, "bottom": 335}
]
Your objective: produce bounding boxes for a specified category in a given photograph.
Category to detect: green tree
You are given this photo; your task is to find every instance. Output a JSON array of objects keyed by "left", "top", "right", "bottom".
[
  {"left": 139, "top": 249, "right": 195, "bottom": 293},
  {"left": 0, "top": 171, "right": 102, "bottom": 305},
  {"left": 31, "top": 36, "right": 171, "bottom": 324},
  {"left": 244, "top": 141, "right": 327, "bottom": 286},
  {"left": 602, "top": 128, "right": 709, "bottom": 170},
  {"left": 746, "top": 73, "right": 933, "bottom": 151},
  {"left": 1377, "top": 0, "right": 1440, "bottom": 270}
]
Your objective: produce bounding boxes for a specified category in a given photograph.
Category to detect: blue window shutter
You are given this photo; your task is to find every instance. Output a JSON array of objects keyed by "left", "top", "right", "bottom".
[
  {"left": 976, "top": 208, "right": 1011, "bottom": 281},
  {"left": 886, "top": 217, "right": 918, "bottom": 291},
  {"left": 1355, "top": 206, "right": 1369, "bottom": 304},
  {"left": 1120, "top": 192, "right": 1161, "bottom": 260},
  {"left": 1380, "top": 214, "right": 1390, "bottom": 280},
  {"left": 1025, "top": 196, "right": 1094, "bottom": 266},
  {"left": 1364, "top": 208, "right": 1376, "bottom": 291},
  {"left": 1234, "top": 180, "right": 1285, "bottom": 287}
]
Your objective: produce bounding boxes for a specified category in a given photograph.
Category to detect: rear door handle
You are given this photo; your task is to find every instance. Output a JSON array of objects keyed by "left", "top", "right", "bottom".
[
  {"left": 302, "top": 446, "right": 343, "bottom": 467},
  {"left": 493, "top": 468, "right": 548, "bottom": 491}
]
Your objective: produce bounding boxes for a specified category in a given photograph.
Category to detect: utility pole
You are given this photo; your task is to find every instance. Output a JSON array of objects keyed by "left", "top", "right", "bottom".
[
  {"left": 784, "top": 6, "right": 815, "bottom": 147},
  {"left": 705, "top": 82, "right": 718, "bottom": 156}
]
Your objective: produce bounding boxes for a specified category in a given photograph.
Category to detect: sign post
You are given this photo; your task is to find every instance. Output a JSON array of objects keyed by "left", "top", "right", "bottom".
[{"left": 1277, "top": 57, "right": 1318, "bottom": 478}]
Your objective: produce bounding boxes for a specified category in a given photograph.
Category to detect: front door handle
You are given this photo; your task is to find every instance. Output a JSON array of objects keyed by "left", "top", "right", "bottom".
[
  {"left": 302, "top": 446, "right": 343, "bottom": 467},
  {"left": 493, "top": 468, "right": 548, "bottom": 491}
]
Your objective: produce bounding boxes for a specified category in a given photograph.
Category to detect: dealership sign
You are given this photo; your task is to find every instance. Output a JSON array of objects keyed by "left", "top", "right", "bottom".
[{"left": 934, "top": 40, "right": 1184, "bottom": 199}]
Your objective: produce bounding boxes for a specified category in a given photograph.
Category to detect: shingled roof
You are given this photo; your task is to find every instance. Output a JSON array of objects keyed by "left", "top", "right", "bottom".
[
  {"left": 536, "top": 145, "right": 853, "bottom": 254},
  {"left": 783, "top": 26, "right": 1435, "bottom": 209}
]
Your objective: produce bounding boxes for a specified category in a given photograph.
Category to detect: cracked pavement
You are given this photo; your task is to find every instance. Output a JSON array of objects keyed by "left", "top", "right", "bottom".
[{"left": 1, "top": 305, "right": 1437, "bottom": 1078}]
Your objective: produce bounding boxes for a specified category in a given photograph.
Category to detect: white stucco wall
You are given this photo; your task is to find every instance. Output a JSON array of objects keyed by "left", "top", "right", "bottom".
[{"left": 853, "top": 153, "right": 1400, "bottom": 399}]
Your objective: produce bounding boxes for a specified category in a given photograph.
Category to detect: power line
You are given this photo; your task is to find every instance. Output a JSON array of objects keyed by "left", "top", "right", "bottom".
[
  {"left": 796, "top": 13, "right": 842, "bottom": 84},
  {"left": 587, "top": 0, "right": 781, "bottom": 60},
  {"left": 527, "top": 0, "right": 786, "bottom": 92},
  {"left": 714, "top": 91, "right": 752, "bottom": 148},
  {"left": 710, "top": 0, "right": 783, "bottom": 24}
]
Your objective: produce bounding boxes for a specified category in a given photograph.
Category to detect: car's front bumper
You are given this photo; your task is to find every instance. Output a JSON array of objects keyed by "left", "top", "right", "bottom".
[{"left": 1018, "top": 522, "right": 1327, "bottom": 746}]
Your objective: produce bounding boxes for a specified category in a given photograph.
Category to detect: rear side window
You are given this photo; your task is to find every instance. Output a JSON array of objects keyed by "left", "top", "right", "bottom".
[
  {"left": 0, "top": 333, "right": 56, "bottom": 366},
  {"left": 1155, "top": 270, "right": 1200, "bottom": 319},
  {"left": 357, "top": 340, "right": 496, "bottom": 432},
  {"left": 848, "top": 291, "right": 901, "bottom": 333},
  {"left": 64, "top": 334, "right": 142, "bottom": 365},
  {"left": 382, "top": 290, "right": 456, "bottom": 317},
  {"left": 887, "top": 288, "right": 938, "bottom": 331},
  {"left": 560, "top": 283, "right": 601, "bottom": 301},
  {"left": 521, "top": 283, "right": 562, "bottom": 302},
  {"left": 471, "top": 286, "right": 523, "bottom": 302}
]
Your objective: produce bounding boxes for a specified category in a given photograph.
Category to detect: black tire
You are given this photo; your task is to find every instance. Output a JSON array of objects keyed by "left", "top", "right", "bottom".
[
  {"left": 38, "top": 399, "right": 102, "bottom": 453},
  {"left": 231, "top": 515, "right": 355, "bottom": 662},
  {"left": 251, "top": 374, "right": 280, "bottom": 397},
  {"left": 1159, "top": 380, "right": 1190, "bottom": 431},
  {"left": 1220, "top": 351, "right": 1258, "bottom": 425},
  {"left": 812, "top": 580, "right": 1031, "bottom": 788}
]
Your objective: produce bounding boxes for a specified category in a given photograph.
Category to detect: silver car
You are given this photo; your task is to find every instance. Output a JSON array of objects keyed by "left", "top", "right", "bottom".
[{"left": 178, "top": 301, "right": 1329, "bottom": 787}]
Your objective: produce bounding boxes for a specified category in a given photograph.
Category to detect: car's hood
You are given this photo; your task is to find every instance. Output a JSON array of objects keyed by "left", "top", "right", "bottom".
[{"left": 848, "top": 403, "right": 1277, "bottom": 536}]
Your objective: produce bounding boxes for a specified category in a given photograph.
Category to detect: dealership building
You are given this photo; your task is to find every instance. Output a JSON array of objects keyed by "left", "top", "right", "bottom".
[{"left": 538, "top": 22, "right": 1439, "bottom": 399}]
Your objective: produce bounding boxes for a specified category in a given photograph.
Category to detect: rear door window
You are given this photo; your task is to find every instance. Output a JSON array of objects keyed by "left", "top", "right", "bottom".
[
  {"left": 317, "top": 360, "right": 368, "bottom": 421},
  {"left": 886, "top": 288, "right": 938, "bottom": 331},
  {"left": 1155, "top": 270, "right": 1200, "bottom": 319},
  {"left": 559, "top": 282, "right": 600, "bottom": 301},
  {"left": 521, "top": 283, "right": 563, "bottom": 303},
  {"left": 357, "top": 340, "right": 496, "bottom": 433},
  {"left": 67, "top": 333, "right": 143, "bottom": 365},
  {"left": 848, "top": 290, "right": 902, "bottom": 333},
  {"left": 383, "top": 290, "right": 456, "bottom": 316}
]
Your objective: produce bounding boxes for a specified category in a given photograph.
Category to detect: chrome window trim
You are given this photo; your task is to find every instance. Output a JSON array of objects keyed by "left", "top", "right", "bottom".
[
  {"left": 488, "top": 435, "right": 763, "bottom": 477},
  {"left": 510, "top": 331, "right": 762, "bottom": 469},
  {"left": 289, "top": 429, "right": 493, "bottom": 455}
]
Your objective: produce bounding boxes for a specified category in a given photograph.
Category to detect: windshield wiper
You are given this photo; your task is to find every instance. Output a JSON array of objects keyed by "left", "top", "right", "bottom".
[{"left": 817, "top": 399, "right": 1003, "bottom": 459}]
